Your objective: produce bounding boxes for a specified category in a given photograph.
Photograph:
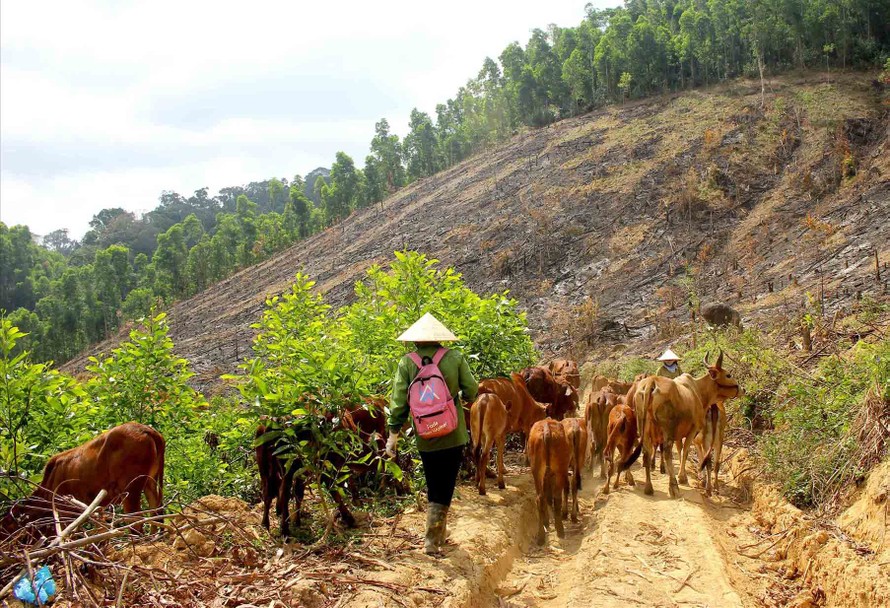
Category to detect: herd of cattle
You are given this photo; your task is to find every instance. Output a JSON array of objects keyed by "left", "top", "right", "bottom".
[
  {"left": 476, "top": 352, "right": 742, "bottom": 544},
  {"left": 1, "top": 351, "right": 741, "bottom": 548}
]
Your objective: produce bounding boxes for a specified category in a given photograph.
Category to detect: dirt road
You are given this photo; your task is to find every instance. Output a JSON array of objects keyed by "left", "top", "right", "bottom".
[
  {"left": 342, "top": 452, "right": 774, "bottom": 608},
  {"left": 496, "top": 462, "right": 744, "bottom": 607}
]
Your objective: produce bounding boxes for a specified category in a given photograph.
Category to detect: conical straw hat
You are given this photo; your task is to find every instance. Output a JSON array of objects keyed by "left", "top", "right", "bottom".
[
  {"left": 657, "top": 348, "right": 681, "bottom": 362},
  {"left": 396, "top": 313, "right": 457, "bottom": 342}
]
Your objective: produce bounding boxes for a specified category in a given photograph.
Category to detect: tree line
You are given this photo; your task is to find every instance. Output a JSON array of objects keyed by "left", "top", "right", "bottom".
[{"left": 2, "top": 0, "right": 887, "bottom": 363}]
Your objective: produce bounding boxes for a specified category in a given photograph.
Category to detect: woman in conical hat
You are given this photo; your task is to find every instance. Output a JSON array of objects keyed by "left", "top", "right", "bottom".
[
  {"left": 385, "top": 313, "right": 478, "bottom": 555},
  {"left": 655, "top": 348, "right": 683, "bottom": 379}
]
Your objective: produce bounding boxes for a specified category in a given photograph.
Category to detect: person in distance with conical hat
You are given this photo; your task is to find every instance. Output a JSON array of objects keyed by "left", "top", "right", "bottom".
[
  {"left": 655, "top": 347, "right": 683, "bottom": 379},
  {"left": 385, "top": 313, "right": 478, "bottom": 555}
]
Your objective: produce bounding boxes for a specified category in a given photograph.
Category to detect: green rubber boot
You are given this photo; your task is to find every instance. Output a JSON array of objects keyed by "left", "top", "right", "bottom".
[
  {"left": 424, "top": 503, "right": 447, "bottom": 555},
  {"left": 439, "top": 505, "right": 450, "bottom": 547}
]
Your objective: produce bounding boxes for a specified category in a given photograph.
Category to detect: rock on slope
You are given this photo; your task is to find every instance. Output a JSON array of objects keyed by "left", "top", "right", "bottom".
[{"left": 62, "top": 73, "right": 889, "bottom": 389}]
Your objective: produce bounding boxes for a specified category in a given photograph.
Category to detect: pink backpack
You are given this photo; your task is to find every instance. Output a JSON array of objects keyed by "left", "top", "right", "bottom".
[{"left": 407, "top": 348, "right": 458, "bottom": 439}]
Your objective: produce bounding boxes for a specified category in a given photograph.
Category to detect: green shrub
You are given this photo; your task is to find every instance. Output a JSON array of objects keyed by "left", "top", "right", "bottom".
[
  {"left": 0, "top": 318, "right": 89, "bottom": 502},
  {"left": 86, "top": 312, "right": 205, "bottom": 430},
  {"left": 761, "top": 340, "right": 889, "bottom": 509},
  {"left": 340, "top": 250, "right": 536, "bottom": 389}
]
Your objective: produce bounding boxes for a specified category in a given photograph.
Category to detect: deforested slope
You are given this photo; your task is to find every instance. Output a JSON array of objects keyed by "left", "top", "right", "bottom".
[{"left": 62, "top": 73, "right": 889, "bottom": 389}]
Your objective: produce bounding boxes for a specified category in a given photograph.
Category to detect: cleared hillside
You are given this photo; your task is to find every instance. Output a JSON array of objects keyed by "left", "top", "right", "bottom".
[{"left": 63, "top": 72, "right": 889, "bottom": 389}]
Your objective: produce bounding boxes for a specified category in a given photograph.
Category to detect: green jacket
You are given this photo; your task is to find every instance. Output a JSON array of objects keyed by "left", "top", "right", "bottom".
[
  {"left": 656, "top": 363, "right": 682, "bottom": 379},
  {"left": 388, "top": 344, "right": 478, "bottom": 452}
]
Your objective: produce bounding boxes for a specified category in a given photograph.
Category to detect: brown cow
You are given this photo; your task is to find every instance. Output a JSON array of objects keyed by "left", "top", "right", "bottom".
[
  {"left": 470, "top": 393, "right": 510, "bottom": 495},
  {"left": 697, "top": 398, "right": 727, "bottom": 496},
  {"left": 527, "top": 418, "right": 571, "bottom": 545},
  {"left": 478, "top": 373, "right": 548, "bottom": 447},
  {"left": 549, "top": 359, "right": 580, "bottom": 390},
  {"left": 522, "top": 366, "right": 558, "bottom": 408},
  {"left": 554, "top": 381, "right": 579, "bottom": 421},
  {"left": 602, "top": 403, "right": 639, "bottom": 494},
  {"left": 521, "top": 366, "right": 577, "bottom": 420},
  {"left": 1, "top": 422, "right": 165, "bottom": 535},
  {"left": 256, "top": 398, "right": 398, "bottom": 538},
  {"left": 560, "top": 417, "right": 588, "bottom": 523},
  {"left": 636, "top": 351, "right": 741, "bottom": 498},
  {"left": 608, "top": 374, "right": 673, "bottom": 473},
  {"left": 584, "top": 388, "right": 619, "bottom": 478}
]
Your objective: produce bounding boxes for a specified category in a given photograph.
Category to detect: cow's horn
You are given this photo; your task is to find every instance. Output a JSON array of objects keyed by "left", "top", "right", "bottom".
[
  {"left": 703, "top": 351, "right": 711, "bottom": 367},
  {"left": 716, "top": 349, "right": 724, "bottom": 368}
]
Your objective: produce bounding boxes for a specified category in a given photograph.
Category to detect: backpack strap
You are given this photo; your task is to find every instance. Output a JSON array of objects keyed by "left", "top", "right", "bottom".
[
  {"left": 407, "top": 352, "right": 424, "bottom": 369},
  {"left": 432, "top": 347, "right": 449, "bottom": 365}
]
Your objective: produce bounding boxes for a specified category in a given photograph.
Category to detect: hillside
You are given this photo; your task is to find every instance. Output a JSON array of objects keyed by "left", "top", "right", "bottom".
[{"left": 62, "top": 72, "right": 889, "bottom": 388}]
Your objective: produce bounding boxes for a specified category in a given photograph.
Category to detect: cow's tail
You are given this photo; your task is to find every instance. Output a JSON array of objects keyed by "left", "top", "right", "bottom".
[
  {"left": 604, "top": 414, "right": 623, "bottom": 466},
  {"left": 569, "top": 422, "right": 580, "bottom": 476},
  {"left": 621, "top": 439, "right": 643, "bottom": 472},
  {"left": 472, "top": 397, "right": 485, "bottom": 465},
  {"left": 699, "top": 403, "right": 719, "bottom": 471},
  {"left": 638, "top": 381, "right": 657, "bottom": 460},
  {"left": 543, "top": 422, "right": 553, "bottom": 500},
  {"left": 152, "top": 429, "right": 166, "bottom": 511}
]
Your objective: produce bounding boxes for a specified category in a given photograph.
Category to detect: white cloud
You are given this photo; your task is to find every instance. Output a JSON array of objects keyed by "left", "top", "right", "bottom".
[{"left": 1, "top": 0, "right": 620, "bottom": 237}]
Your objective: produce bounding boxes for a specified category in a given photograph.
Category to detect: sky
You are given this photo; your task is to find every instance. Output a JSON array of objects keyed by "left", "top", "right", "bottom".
[{"left": 1, "top": 0, "right": 620, "bottom": 238}]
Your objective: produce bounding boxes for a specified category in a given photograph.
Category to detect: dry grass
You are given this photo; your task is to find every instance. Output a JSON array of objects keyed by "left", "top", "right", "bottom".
[{"left": 608, "top": 223, "right": 650, "bottom": 256}]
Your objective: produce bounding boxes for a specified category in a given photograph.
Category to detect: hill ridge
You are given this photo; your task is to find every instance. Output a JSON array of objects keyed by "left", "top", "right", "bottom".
[{"left": 62, "top": 73, "right": 890, "bottom": 390}]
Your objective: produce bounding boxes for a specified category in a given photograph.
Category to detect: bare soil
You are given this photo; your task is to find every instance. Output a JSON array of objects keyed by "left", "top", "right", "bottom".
[{"left": 339, "top": 449, "right": 889, "bottom": 608}]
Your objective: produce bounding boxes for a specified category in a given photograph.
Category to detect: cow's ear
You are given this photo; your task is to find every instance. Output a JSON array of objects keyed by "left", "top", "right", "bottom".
[{"left": 708, "top": 368, "right": 718, "bottom": 379}]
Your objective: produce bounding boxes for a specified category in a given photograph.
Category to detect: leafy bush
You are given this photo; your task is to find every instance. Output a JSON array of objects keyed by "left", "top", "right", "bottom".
[
  {"left": 618, "top": 357, "right": 657, "bottom": 381},
  {"left": 84, "top": 313, "right": 260, "bottom": 504},
  {"left": 340, "top": 251, "right": 537, "bottom": 389},
  {"left": 761, "top": 340, "right": 889, "bottom": 509},
  {"left": 1, "top": 313, "right": 256, "bottom": 509},
  {"left": 0, "top": 318, "right": 90, "bottom": 502},
  {"left": 86, "top": 312, "right": 204, "bottom": 429}
]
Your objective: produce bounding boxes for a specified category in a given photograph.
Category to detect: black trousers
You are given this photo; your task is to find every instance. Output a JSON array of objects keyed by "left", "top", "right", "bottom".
[{"left": 419, "top": 445, "right": 465, "bottom": 506}]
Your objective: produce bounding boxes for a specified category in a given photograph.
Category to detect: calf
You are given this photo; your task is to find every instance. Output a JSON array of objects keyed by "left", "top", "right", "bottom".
[
  {"left": 478, "top": 373, "right": 548, "bottom": 448},
  {"left": 560, "top": 417, "right": 588, "bottom": 523},
  {"left": 527, "top": 419, "right": 571, "bottom": 545},
  {"left": 602, "top": 403, "right": 639, "bottom": 494},
  {"left": 696, "top": 398, "right": 727, "bottom": 496},
  {"left": 256, "top": 398, "right": 394, "bottom": 539},
  {"left": 470, "top": 393, "right": 510, "bottom": 495},
  {"left": 623, "top": 375, "right": 665, "bottom": 473},
  {"left": 584, "top": 388, "right": 619, "bottom": 478},
  {"left": 553, "top": 381, "right": 579, "bottom": 421},
  {"left": 1, "top": 422, "right": 164, "bottom": 536}
]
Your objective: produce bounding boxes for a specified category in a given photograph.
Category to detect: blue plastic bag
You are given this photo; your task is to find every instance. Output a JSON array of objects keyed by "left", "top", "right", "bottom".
[{"left": 13, "top": 565, "right": 56, "bottom": 605}]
